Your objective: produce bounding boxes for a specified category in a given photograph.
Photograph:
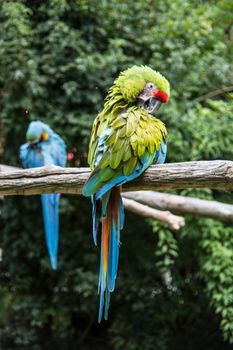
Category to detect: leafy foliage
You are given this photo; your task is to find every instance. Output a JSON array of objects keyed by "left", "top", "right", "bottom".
[{"left": 0, "top": 0, "right": 233, "bottom": 349}]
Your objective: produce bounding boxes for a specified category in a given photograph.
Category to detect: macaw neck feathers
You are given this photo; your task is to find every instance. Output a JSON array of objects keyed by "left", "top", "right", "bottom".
[{"left": 102, "top": 91, "right": 129, "bottom": 117}]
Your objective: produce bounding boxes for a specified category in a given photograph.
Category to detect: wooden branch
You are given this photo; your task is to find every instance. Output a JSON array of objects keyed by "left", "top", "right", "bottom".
[
  {"left": 0, "top": 165, "right": 185, "bottom": 229},
  {"left": 123, "top": 191, "right": 233, "bottom": 224},
  {"left": 1, "top": 160, "right": 233, "bottom": 196},
  {"left": 0, "top": 164, "right": 20, "bottom": 172},
  {"left": 122, "top": 198, "right": 185, "bottom": 231},
  {"left": 195, "top": 86, "right": 233, "bottom": 102}
]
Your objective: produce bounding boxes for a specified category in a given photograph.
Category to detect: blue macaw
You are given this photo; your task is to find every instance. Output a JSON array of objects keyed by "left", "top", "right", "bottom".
[{"left": 19, "top": 121, "right": 66, "bottom": 269}]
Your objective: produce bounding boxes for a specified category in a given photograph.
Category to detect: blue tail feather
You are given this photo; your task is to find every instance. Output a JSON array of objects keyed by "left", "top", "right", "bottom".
[
  {"left": 92, "top": 196, "right": 100, "bottom": 246},
  {"left": 104, "top": 290, "right": 110, "bottom": 320},
  {"left": 41, "top": 193, "right": 60, "bottom": 270},
  {"left": 119, "top": 195, "right": 124, "bottom": 231}
]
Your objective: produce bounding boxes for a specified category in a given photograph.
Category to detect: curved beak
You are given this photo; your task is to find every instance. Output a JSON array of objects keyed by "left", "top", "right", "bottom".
[
  {"left": 138, "top": 89, "right": 168, "bottom": 113},
  {"left": 147, "top": 97, "right": 162, "bottom": 113},
  {"left": 152, "top": 91, "right": 169, "bottom": 104},
  {"left": 137, "top": 94, "right": 163, "bottom": 113}
]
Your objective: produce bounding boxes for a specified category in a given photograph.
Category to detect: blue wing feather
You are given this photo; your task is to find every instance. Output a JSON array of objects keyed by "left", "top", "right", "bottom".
[
  {"left": 95, "top": 152, "right": 155, "bottom": 200},
  {"left": 155, "top": 139, "right": 167, "bottom": 164},
  {"left": 41, "top": 133, "right": 66, "bottom": 167},
  {"left": 19, "top": 143, "right": 44, "bottom": 168}
]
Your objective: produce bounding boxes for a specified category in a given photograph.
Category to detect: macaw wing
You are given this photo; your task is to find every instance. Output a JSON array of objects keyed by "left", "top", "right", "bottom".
[
  {"left": 87, "top": 113, "right": 107, "bottom": 170},
  {"left": 19, "top": 143, "right": 44, "bottom": 168},
  {"left": 155, "top": 138, "right": 167, "bottom": 164},
  {"left": 41, "top": 133, "right": 67, "bottom": 167},
  {"left": 83, "top": 107, "right": 167, "bottom": 199}
]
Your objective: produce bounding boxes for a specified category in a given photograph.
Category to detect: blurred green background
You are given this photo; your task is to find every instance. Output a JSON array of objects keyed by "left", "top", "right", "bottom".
[{"left": 1, "top": 0, "right": 233, "bottom": 349}]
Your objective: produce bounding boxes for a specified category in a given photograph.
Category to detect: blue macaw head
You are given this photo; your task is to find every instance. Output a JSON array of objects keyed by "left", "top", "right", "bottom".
[{"left": 26, "top": 121, "right": 52, "bottom": 144}]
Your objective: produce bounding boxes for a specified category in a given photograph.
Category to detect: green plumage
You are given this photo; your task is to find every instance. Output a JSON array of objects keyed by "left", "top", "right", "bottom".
[
  {"left": 88, "top": 110, "right": 167, "bottom": 194},
  {"left": 83, "top": 65, "right": 170, "bottom": 322},
  {"left": 86, "top": 66, "right": 169, "bottom": 195},
  {"left": 110, "top": 65, "right": 170, "bottom": 103}
]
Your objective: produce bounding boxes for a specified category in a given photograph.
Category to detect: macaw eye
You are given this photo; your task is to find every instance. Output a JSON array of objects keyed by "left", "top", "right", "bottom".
[{"left": 148, "top": 82, "right": 155, "bottom": 89}]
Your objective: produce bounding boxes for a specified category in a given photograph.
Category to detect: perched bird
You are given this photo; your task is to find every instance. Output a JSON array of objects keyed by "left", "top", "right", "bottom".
[
  {"left": 83, "top": 66, "right": 170, "bottom": 321},
  {"left": 20, "top": 121, "right": 66, "bottom": 270}
]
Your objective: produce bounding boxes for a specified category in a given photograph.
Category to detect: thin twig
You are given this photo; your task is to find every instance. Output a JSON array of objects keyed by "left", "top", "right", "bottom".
[
  {"left": 195, "top": 86, "right": 233, "bottom": 102},
  {"left": 123, "top": 191, "right": 233, "bottom": 224},
  {"left": 123, "top": 197, "right": 185, "bottom": 230}
]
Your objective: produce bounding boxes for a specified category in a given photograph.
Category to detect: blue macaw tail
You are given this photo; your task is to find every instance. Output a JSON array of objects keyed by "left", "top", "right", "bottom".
[
  {"left": 97, "top": 187, "right": 124, "bottom": 322},
  {"left": 41, "top": 193, "right": 60, "bottom": 270}
]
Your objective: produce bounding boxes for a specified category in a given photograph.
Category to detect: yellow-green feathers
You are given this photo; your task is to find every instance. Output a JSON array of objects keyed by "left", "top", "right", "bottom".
[
  {"left": 86, "top": 106, "right": 167, "bottom": 194},
  {"left": 107, "top": 65, "right": 170, "bottom": 103},
  {"left": 88, "top": 66, "right": 169, "bottom": 172},
  {"left": 99, "top": 107, "right": 167, "bottom": 175}
]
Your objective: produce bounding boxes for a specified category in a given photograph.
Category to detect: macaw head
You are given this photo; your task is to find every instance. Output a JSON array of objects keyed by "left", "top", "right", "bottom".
[
  {"left": 26, "top": 121, "right": 51, "bottom": 144},
  {"left": 110, "top": 65, "right": 170, "bottom": 113}
]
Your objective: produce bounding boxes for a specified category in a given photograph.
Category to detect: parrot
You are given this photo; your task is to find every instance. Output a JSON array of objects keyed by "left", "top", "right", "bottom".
[
  {"left": 19, "top": 121, "right": 66, "bottom": 270},
  {"left": 82, "top": 65, "right": 170, "bottom": 322}
]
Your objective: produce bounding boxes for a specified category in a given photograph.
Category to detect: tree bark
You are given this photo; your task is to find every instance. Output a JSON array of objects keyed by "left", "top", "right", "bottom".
[
  {"left": 122, "top": 198, "right": 185, "bottom": 230},
  {"left": 123, "top": 191, "right": 233, "bottom": 224},
  {"left": 1, "top": 160, "right": 233, "bottom": 196},
  {"left": 0, "top": 164, "right": 185, "bottom": 230}
]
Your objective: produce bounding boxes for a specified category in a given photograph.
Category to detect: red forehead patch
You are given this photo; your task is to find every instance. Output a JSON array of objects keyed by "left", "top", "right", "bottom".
[{"left": 154, "top": 91, "right": 169, "bottom": 103}]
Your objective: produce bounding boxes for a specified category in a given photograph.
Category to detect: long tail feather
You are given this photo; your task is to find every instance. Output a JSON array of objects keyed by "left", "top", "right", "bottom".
[
  {"left": 91, "top": 195, "right": 100, "bottom": 246},
  {"left": 97, "top": 187, "right": 124, "bottom": 322},
  {"left": 41, "top": 193, "right": 60, "bottom": 270}
]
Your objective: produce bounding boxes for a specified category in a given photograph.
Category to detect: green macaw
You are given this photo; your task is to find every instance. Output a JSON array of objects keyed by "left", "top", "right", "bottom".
[{"left": 83, "top": 65, "right": 170, "bottom": 321}]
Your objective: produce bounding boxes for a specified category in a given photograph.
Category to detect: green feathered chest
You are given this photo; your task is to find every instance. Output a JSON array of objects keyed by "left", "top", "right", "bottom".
[{"left": 88, "top": 105, "right": 167, "bottom": 173}]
